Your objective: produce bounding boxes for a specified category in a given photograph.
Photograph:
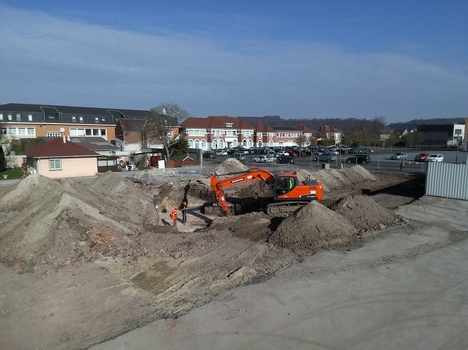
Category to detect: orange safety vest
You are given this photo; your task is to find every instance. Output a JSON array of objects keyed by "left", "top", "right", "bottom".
[{"left": 170, "top": 208, "right": 178, "bottom": 220}]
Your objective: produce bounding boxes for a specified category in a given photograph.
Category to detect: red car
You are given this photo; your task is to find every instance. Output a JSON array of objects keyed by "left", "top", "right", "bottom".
[{"left": 414, "top": 153, "right": 429, "bottom": 162}]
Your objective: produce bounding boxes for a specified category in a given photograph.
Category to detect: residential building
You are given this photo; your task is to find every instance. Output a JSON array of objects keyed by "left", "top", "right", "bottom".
[
  {"left": 0, "top": 103, "right": 149, "bottom": 143},
  {"left": 296, "top": 124, "right": 315, "bottom": 146},
  {"left": 273, "top": 126, "right": 302, "bottom": 148},
  {"left": 25, "top": 137, "right": 100, "bottom": 178},
  {"left": 253, "top": 122, "right": 276, "bottom": 148},
  {"left": 316, "top": 125, "right": 342, "bottom": 145},
  {"left": 181, "top": 116, "right": 255, "bottom": 150}
]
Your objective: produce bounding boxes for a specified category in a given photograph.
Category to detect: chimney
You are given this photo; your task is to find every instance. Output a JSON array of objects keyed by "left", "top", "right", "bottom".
[
  {"left": 63, "top": 135, "right": 66, "bottom": 143},
  {"left": 67, "top": 135, "right": 70, "bottom": 142}
]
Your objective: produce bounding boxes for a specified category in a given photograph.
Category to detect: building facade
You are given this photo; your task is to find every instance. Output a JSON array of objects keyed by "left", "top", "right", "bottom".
[
  {"left": 0, "top": 103, "right": 149, "bottom": 143},
  {"left": 181, "top": 116, "right": 256, "bottom": 151}
]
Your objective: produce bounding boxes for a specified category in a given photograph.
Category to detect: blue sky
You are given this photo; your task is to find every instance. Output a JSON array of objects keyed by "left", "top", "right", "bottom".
[{"left": 1, "top": 1, "right": 467, "bottom": 123}]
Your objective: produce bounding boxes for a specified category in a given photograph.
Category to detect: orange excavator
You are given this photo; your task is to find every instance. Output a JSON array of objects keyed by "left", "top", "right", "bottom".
[{"left": 210, "top": 169, "right": 323, "bottom": 216}]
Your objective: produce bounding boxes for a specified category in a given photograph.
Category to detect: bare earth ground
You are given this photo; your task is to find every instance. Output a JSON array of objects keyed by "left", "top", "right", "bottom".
[{"left": 0, "top": 161, "right": 440, "bottom": 350}]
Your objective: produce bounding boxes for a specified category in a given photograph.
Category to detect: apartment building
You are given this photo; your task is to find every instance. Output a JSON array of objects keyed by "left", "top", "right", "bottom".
[{"left": 0, "top": 103, "right": 149, "bottom": 142}]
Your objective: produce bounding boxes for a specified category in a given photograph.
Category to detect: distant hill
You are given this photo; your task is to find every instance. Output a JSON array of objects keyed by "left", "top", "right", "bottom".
[
  {"left": 239, "top": 116, "right": 465, "bottom": 131},
  {"left": 387, "top": 118, "right": 465, "bottom": 130}
]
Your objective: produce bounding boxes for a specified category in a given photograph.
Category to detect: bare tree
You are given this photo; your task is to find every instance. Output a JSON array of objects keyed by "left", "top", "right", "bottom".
[
  {"left": 295, "top": 134, "right": 308, "bottom": 153},
  {"left": 143, "top": 103, "right": 192, "bottom": 161}
]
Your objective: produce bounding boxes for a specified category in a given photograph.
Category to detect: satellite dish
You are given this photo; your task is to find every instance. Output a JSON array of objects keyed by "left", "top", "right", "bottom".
[{"left": 60, "top": 127, "right": 65, "bottom": 132}]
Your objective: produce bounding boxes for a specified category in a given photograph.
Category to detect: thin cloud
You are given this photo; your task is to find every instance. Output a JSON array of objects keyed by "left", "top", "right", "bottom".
[{"left": 0, "top": 4, "right": 466, "bottom": 121}]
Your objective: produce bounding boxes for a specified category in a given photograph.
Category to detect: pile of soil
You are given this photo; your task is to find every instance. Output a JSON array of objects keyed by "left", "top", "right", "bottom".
[
  {"left": 0, "top": 172, "right": 159, "bottom": 267},
  {"left": 329, "top": 194, "right": 402, "bottom": 232},
  {"left": 269, "top": 201, "right": 358, "bottom": 252},
  {"left": 296, "top": 165, "right": 377, "bottom": 193},
  {"left": 213, "top": 158, "right": 249, "bottom": 175}
]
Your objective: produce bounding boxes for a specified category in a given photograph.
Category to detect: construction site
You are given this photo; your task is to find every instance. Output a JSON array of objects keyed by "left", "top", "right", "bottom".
[{"left": 1, "top": 158, "right": 467, "bottom": 350}]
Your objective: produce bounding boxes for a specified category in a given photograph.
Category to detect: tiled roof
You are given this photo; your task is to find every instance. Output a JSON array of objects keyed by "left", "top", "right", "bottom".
[
  {"left": 0, "top": 103, "right": 149, "bottom": 118},
  {"left": 25, "top": 138, "right": 100, "bottom": 158},
  {"left": 181, "top": 116, "right": 255, "bottom": 129},
  {"left": 319, "top": 125, "right": 341, "bottom": 133},
  {"left": 70, "top": 137, "right": 118, "bottom": 152},
  {"left": 296, "top": 124, "right": 314, "bottom": 133},
  {"left": 254, "top": 122, "right": 276, "bottom": 133}
]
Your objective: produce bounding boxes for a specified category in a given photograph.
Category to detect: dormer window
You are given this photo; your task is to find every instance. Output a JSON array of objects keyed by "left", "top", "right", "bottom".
[{"left": 225, "top": 123, "right": 233, "bottom": 128}]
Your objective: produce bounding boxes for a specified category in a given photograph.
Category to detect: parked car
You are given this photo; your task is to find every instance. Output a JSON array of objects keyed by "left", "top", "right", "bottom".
[
  {"left": 390, "top": 152, "right": 408, "bottom": 160},
  {"left": 203, "top": 151, "right": 216, "bottom": 159},
  {"left": 313, "top": 153, "right": 337, "bottom": 162},
  {"left": 414, "top": 153, "right": 429, "bottom": 162},
  {"left": 277, "top": 155, "right": 296, "bottom": 164},
  {"left": 252, "top": 155, "right": 274, "bottom": 163},
  {"left": 232, "top": 152, "right": 246, "bottom": 161},
  {"left": 215, "top": 150, "right": 228, "bottom": 156},
  {"left": 426, "top": 154, "right": 444, "bottom": 162},
  {"left": 346, "top": 155, "right": 371, "bottom": 164}
]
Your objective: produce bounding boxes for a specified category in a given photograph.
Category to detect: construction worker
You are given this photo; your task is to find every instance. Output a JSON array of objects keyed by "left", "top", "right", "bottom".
[
  {"left": 179, "top": 198, "right": 188, "bottom": 224},
  {"left": 170, "top": 206, "right": 178, "bottom": 226}
]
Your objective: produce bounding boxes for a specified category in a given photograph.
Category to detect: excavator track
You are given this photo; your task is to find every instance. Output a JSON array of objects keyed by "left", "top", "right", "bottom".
[{"left": 265, "top": 201, "right": 311, "bottom": 217}]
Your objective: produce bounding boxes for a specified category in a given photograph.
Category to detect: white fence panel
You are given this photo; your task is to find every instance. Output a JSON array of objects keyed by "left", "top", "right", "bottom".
[{"left": 426, "top": 162, "right": 468, "bottom": 200}]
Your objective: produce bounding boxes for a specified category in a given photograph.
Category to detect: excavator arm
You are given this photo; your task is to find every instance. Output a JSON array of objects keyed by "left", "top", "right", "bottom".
[{"left": 210, "top": 169, "right": 276, "bottom": 216}]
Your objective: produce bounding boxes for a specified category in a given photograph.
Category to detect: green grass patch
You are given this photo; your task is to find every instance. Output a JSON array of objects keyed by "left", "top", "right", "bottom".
[{"left": 0, "top": 168, "right": 23, "bottom": 180}]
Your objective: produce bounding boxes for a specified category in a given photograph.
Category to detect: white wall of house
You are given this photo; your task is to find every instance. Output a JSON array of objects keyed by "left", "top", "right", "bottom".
[{"left": 34, "top": 157, "right": 98, "bottom": 178}]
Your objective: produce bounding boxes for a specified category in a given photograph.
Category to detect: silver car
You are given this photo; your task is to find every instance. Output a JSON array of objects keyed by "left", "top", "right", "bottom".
[
  {"left": 426, "top": 154, "right": 444, "bottom": 162},
  {"left": 390, "top": 152, "right": 408, "bottom": 160}
]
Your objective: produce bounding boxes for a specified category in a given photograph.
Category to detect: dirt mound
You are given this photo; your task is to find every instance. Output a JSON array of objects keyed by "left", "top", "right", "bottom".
[
  {"left": 329, "top": 194, "right": 401, "bottom": 232},
  {"left": 296, "top": 165, "right": 376, "bottom": 193},
  {"left": 0, "top": 174, "right": 58, "bottom": 211},
  {"left": 214, "top": 158, "right": 249, "bottom": 175},
  {"left": 269, "top": 201, "right": 358, "bottom": 252},
  {"left": 0, "top": 174, "right": 159, "bottom": 267}
]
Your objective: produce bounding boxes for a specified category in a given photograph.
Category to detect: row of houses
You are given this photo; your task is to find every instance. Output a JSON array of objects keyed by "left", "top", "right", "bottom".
[
  {"left": 0, "top": 103, "right": 343, "bottom": 154},
  {"left": 1, "top": 103, "right": 467, "bottom": 179}
]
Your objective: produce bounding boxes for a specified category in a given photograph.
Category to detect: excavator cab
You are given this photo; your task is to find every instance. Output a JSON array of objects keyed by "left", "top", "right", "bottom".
[{"left": 274, "top": 175, "right": 296, "bottom": 197}]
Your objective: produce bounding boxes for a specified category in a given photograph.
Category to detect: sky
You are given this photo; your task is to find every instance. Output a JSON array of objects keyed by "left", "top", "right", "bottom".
[{"left": 0, "top": 0, "right": 467, "bottom": 123}]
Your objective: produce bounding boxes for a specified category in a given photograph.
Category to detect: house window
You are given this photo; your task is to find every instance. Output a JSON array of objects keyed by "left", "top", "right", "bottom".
[
  {"left": 95, "top": 117, "right": 99, "bottom": 123},
  {"left": 101, "top": 117, "right": 106, "bottom": 122},
  {"left": 49, "top": 158, "right": 62, "bottom": 170},
  {"left": 0, "top": 113, "right": 3, "bottom": 120},
  {"left": 70, "top": 128, "right": 86, "bottom": 137},
  {"left": 28, "top": 114, "right": 33, "bottom": 121},
  {"left": 100, "top": 129, "right": 106, "bottom": 136},
  {"left": 46, "top": 131, "right": 61, "bottom": 137},
  {"left": 8, "top": 114, "right": 12, "bottom": 121},
  {"left": 72, "top": 116, "right": 76, "bottom": 122},
  {"left": 93, "top": 129, "right": 99, "bottom": 136},
  {"left": 79, "top": 116, "right": 83, "bottom": 123},
  {"left": 16, "top": 114, "right": 21, "bottom": 121},
  {"left": 27, "top": 128, "right": 35, "bottom": 135}
]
